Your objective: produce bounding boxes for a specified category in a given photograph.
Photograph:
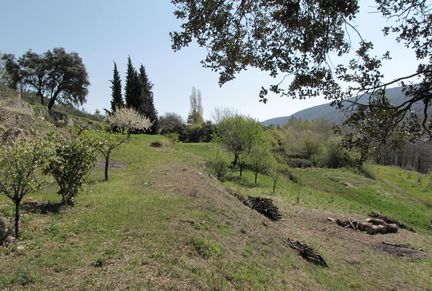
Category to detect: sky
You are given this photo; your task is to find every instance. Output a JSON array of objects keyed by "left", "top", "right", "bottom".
[{"left": 0, "top": 0, "right": 419, "bottom": 122}]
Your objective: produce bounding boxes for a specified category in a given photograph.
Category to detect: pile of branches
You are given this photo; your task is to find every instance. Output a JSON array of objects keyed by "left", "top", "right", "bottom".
[
  {"left": 247, "top": 196, "right": 282, "bottom": 221},
  {"left": 282, "top": 238, "right": 327, "bottom": 267},
  {"left": 328, "top": 216, "right": 399, "bottom": 235},
  {"left": 369, "top": 212, "right": 415, "bottom": 232},
  {"left": 231, "top": 191, "right": 282, "bottom": 221}
]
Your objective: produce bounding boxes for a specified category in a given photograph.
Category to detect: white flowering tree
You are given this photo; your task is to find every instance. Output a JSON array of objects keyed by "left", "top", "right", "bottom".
[{"left": 106, "top": 107, "right": 152, "bottom": 135}]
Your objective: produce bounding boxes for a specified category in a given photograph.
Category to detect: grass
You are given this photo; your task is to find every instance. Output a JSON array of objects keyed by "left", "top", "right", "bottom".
[{"left": 0, "top": 136, "right": 431, "bottom": 290}]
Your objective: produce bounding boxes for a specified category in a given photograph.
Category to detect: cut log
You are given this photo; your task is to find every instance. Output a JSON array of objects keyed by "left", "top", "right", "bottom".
[
  {"left": 366, "top": 218, "right": 386, "bottom": 225},
  {"left": 369, "top": 212, "right": 415, "bottom": 232}
]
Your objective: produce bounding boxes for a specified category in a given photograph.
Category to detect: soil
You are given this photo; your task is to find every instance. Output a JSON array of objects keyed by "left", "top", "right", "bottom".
[{"left": 376, "top": 242, "right": 427, "bottom": 259}]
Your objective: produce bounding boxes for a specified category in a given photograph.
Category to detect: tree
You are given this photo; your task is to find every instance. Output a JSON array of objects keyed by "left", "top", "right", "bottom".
[
  {"left": 247, "top": 135, "right": 272, "bottom": 184},
  {"left": 85, "top": 129, "right": 129, "bottom": 181},
  {"left": 0, "top": 135, "right": 51, "bottom": 238},
  {"left": 45, "top": 134, "right": 97, "bottom": 205},
  {"left": 110, "top": 62, "right": 123, "bottom": 112},
  {"left": 13, "top": 48, "right": 89, "bottom": 110},
  {"left": 138, "top": 65, "right": 159, "bottom": 134},
  {"left": 159, "top": 112, "right": 186, "bottom": 135},
  {"left": 124, "top": 57, "right": 141, "bottom": 110},
  {"left": 1, "top": 53, "right": 20, "bottom": 90},
  {"left": 107, "top": 106, "right": 152, "bottom": 134},
  {"left": 187, "top": 87, "right": 204, "bottom": 126},
  {"left": 215, "top": 115, "right": 263, "bottom": 175},
  {"left": 171, "top": 0, "right": 432, "bottom": 145}
]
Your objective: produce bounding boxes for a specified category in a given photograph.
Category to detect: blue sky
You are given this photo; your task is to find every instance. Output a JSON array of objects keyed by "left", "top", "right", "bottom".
[{"left": 0, "top": 0, "right": 418, "bottom": 121}]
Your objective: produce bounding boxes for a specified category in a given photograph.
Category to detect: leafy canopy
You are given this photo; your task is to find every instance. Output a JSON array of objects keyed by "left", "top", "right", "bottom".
[{"left": 171, "top": 0, "right": 432, "bottom": 142}]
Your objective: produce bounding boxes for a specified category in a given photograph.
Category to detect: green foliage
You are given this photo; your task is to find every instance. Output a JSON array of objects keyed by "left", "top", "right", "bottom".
[
  {"left": 247, "top": 132, "right": 273, "bottom": 184},
  {"left": 84, "top": 129, "right": 129, "bottom": 180},
  {"left": 110, "top": 62, "right": 123, "bottom": 112},
  {"left": 138, "top": 65, "right": 159, "bottom": 134},
  {"left": 171, "top": 0, "right": 432, "bottom": 142},
  {"left": 45, "top": 134, "right": 97, "bottom": 205},
  {"left": 15, "top": 48, "right": 89, "bottom": 110},
  {"left": 0, "top": 134, "right": 52, "bottom": 237},
  {"left": 215, "top": 115, "right": 263, "bottom": 171},
  {"left": 190, "top": 237, "right": 225, "bottom": 259},
  {"left": 187, "top": 87, "right": 204, "bottom": 126},
  {"left": 124, "top": 57, "right": 141, "bottom": 110},
  {"left": 208, "top": 149, "right": 229, "bottom": 181}
]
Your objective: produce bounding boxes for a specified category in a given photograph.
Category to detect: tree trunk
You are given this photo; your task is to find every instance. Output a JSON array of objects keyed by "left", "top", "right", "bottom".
[
  {"left": 14, "top": 201, "right": 20, "bottom": 238},
  {"left": 104, "top": 154, "right": 110, "bottom": 180},
  {"left": 37, "top": 90, "right": 44, "bottom": 105},
  {"left": 239, "top": 165, "right": 243, "bottom": 177},
  {"left": 233, "top": 153, "right": 239, "bottom": 168},
  {"left": 47, "top": 97, "right": 56, "bottom": 110},
  {"left": 254, "top": 173, "right": 258, "bottom": 184}
]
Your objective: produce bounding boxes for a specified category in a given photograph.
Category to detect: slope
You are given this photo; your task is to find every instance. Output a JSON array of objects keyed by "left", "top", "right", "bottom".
[{"left": 0, "top": 136, "right": 431, "bottom": 290}]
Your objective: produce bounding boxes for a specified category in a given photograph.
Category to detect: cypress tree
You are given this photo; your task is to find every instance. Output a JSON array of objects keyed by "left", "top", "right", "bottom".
[
  {"left": 138, "top": 65, "right": 159, "bottom": 134},
  {"left": 124, "top": 57, "right": 141, "bottom": 109},
  {"left": 110, "top": 62, "right": 123, "bottom": 112}
]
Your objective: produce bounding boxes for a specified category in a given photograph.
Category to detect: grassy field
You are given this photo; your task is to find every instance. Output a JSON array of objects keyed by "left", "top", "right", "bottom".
[{"left": 1, "top": 135, "right": 431, "bottom": 290}]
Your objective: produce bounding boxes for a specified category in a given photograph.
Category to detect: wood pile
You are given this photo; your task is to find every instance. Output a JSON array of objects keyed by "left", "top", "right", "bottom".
[
  {"left": 247, "top": 196, "right": 282, "bottom": 221},
  {"left": 230, "top": 191, "right": 282, "bottom": 221},
  {"left": 369, "top": 212, "right": 415, "bottom": 232},
  {"left": 327, "top": 217, "right": 399, "bottom": 235},
  {"left": 283, "top": 238, "right": 327, "bottom": 267}
]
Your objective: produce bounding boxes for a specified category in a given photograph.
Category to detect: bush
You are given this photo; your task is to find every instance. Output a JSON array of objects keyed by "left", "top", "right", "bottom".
[
  {"left": 190, "top": 237, "right": 224, "bottom": 259},
  {"left": 287, "top": 158, "right": 313, "bottom": 168},
  {"left": 45, "top": 135, "right": 97, "bottom": 205},
  {"left": 208, "top": 150, "right": 229, "bottom": 181}
]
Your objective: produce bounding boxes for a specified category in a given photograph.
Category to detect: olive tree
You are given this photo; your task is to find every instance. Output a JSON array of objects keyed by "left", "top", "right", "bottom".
[{"left": 0, "top": 135, "right": 51, "bottom": 238}]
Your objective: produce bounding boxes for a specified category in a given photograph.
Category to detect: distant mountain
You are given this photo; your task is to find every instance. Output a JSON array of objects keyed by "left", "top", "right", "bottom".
[{"left": 262, "top": 87, "right": 420, "bottom": 126}]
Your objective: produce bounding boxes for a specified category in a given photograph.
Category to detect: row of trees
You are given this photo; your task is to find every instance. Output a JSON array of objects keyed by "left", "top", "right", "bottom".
[
  {"left": 208, "top": 115, "right": 369, "bottom": 190},
  {"left": 0, "top": 107, "right": 151, "bottom": 239},
  {"left": 109, "top": 58, "right": 159, "bottom": 134}
]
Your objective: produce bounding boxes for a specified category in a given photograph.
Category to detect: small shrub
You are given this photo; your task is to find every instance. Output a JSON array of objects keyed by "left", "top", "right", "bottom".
[
  {"left": 208, "top": 150, "right": 229, "bottom": 181},
  {"left": 92, "top": 257, "right": 105, "bottom": 268},
  {"left": 190, "top": 237, "right": 224, "bottom": 259},
  {"left": 45, "top": 135, "right": 97, "bottom": 205},
  {"left": 10, "top": 268, "right": 35, "bottom": 286}
]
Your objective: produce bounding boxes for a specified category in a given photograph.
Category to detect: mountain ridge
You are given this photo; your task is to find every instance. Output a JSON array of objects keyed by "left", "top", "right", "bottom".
[{"left": 262, "top": 87, "right": 419, "bottom": 126}]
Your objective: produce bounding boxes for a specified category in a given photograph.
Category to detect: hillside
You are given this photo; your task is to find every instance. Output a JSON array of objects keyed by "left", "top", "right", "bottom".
[
  {"left": 1, "top": 135, "right": 431, "bottom": 290},
  {"left": 262, "top": 87, "right": 425, "bottom": 126}
]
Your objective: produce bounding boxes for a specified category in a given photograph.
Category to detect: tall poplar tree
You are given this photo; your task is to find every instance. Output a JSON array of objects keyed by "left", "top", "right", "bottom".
[
  {"left": 110, "top": 62, "right": 123, "bottom": 112},
  {"left": 138, "top": 65, "right": 159, "bottom": 134}
]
